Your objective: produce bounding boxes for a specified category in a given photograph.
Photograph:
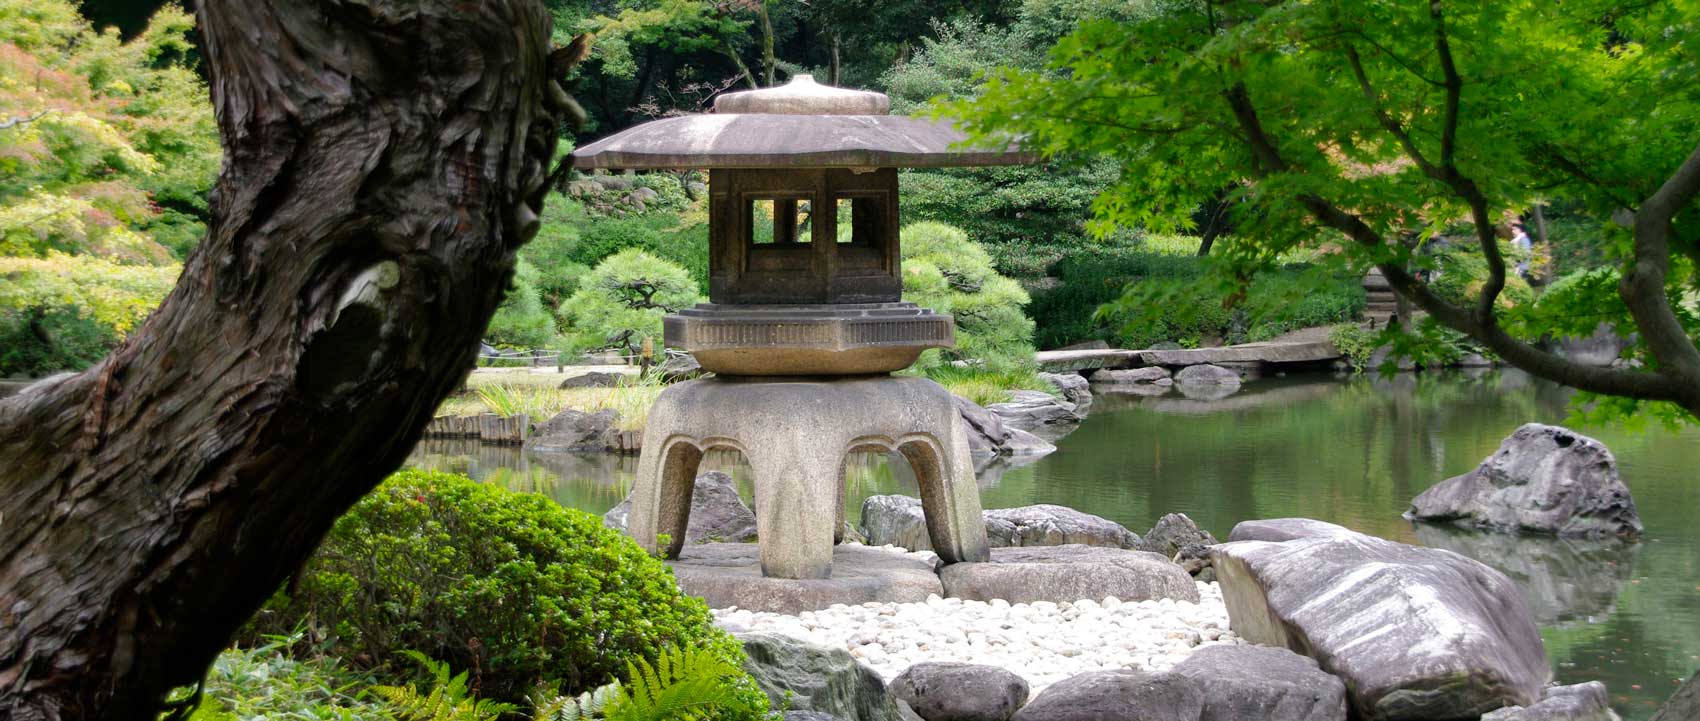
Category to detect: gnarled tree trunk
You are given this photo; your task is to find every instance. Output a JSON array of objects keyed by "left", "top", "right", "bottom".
[{"left": 0, "top": 1, "right": 576, "bottom": 718}]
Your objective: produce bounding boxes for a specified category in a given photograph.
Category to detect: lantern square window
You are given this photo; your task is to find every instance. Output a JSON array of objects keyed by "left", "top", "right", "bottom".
[
  {"left": 833, "top": 194, "right": 884, "bottom": 247},
  {"left": 749, "top": 197, "right": 811, "bottom": 246}
]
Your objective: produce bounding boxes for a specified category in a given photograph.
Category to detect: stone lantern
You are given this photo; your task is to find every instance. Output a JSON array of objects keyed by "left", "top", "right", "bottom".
[{"left": 573, "top": 76, "right": 1032, "bottom": 580}]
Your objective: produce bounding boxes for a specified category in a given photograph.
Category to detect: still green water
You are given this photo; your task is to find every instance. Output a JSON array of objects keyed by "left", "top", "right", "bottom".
[{"left": 408, "top": 370, "right": 1700, "bottom": 720}]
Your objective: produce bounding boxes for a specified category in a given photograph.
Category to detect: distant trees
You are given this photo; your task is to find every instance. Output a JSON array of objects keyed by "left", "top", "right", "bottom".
[
  {"left": 0, "top": 0, "right": 218, "bottom": 375},
  {"left": 954, "top": 0, "right": 1700, "bottom": 420}
]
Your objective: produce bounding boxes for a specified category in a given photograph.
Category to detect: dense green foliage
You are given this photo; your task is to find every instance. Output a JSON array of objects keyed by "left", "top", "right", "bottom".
[
  {"left": 561, "top": 249, "right": 704, "bottom": 355},
  {"left": 0, "top": 0, "right": 217, "bottom": 376},
  {"left": 1030, "top": 236, "right": 1364, "bottom": 349},
  {"left": 487, "top": 259, "right": 564, "bottom": 350},
  {"left": 900, "top": 222, "right": 1036, "bottom": 370},
  {"left": 252, "top": 470, "right": 748, "bottom": 705},
  {"left": 950, "top": 0, "right": 1700, "bottom": 419},
  {"left": 880, "top": 10, "right": 1123, "bottom": 279},
  {"left": 169, "top": 634, "right": 393, "bottom": 721}
]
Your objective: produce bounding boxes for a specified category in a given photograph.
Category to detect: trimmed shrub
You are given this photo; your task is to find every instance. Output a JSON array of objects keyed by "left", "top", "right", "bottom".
[
  {"left": 251, "top": 470, "right": 749, "bottom": 705},
  {"left": 561, "top": 249, "right": 703, "bottom": 354},
  {"left": 899, "top": 222, "right": 1036, "bottom": 371},
  {"left": 484, "top": 258, "right": 561, "bottom": 350}
]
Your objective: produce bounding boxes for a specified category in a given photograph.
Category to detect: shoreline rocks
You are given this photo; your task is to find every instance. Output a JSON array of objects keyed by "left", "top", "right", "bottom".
[
  {"left": 1173, "top": 363, "right": 1242, "bottom": 388},
  {"left": 860, "top": 496, "right": 1142, "bottom": 552},
  {"left": 1037, "top": 372, "right": 1093, "bottom": 417},
  {"left": 1089, "top": 366, "right": 1172, "bottom": 386},
  {"left": 1406, "top": 424, "right": 1642, "bottom": 538},
  {"left": 954, "top": 396, "right": 1057, "bottom": 460},
  {"left": 1482, "top": 681, "right": 1619, "bottom": 721},
  {"left": 985, "top": 391, "right": 1083, "bottom": 440},
  {"left": 1168, "top": 644, "right": 1347, "bottom": 721},
  {"left": 1212, "top": 520, "right": 1550, "bottom": 720}
]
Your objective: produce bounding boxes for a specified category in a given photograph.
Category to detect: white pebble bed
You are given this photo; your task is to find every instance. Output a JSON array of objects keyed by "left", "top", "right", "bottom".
[{"left": 713, "top": 582, "right": 1242, "bottom": 693}]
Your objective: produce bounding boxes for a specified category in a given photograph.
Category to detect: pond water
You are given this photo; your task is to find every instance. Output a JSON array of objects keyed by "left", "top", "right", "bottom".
[{"left": 407, "top": 370, "right": 1700, "bottom": 720}]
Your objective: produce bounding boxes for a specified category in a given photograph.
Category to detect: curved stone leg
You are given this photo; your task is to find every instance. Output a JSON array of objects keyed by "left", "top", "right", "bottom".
[
  {"left": 902, "top": 433, "right": 991, "bottom": 564},
  {"left": 746, "top": 438, "right": 842, "bottom": 579},
  {"left": 628, "top": 387, "right": 704, "bottom": 559}
]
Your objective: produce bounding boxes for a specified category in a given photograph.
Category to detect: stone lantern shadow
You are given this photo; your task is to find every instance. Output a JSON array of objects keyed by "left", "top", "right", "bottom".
[{"left": 572, "top": 75, "right": 1033, "bottom": 579}]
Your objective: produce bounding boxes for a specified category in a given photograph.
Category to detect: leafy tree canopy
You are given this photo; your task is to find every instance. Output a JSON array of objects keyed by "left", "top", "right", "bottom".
[{"left": 950, "top": 0, "right": 1700, "bottom": 421}]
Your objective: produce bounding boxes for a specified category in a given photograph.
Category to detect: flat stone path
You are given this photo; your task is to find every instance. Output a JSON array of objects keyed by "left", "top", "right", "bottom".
[{"left": 1035, "top": 337, "right": 1340, "bottom": 373}]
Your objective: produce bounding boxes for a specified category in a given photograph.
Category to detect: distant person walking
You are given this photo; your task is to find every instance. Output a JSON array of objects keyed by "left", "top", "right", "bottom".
[{"left": 1512, "top": 225, "right": 1533, "bottom": 278}]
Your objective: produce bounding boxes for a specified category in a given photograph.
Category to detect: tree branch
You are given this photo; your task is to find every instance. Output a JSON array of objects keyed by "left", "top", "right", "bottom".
[
  {"left": 1219, "top": 80, "right": 1692, "bottom": 407},
  {"left": 1430, "top": 1, "right": 1461, "bottom": 170},
  {"left": 1622, "top": 139, "right": 1700, "bottom": 396}
]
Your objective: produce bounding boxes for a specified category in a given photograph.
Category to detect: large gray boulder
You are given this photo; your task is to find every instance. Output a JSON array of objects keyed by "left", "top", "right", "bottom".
[
  {"left": 1038, "top": 372, "right": 1093, "bottom": 416},
  {"left": 559, "top": 370, "right": 626, "bottom": 389},
  {"left": 670, "top": 543, "right": 943, "bottom": 614},
  {"left": 890, "top": 663, "right": 1029, "bottom": 721},
  {"left": 1168, "top": 645, "right": 1348, "bottom": 721},
  {"left": 860, "top": 495, "right": 933, "bottom": 551},
  {"left": 954, "top": 396, "right": 1057, "bottom": 460},
  {"left": 527, "top": 408, "right": 619, "bottom": 452},
  {"left": 1137, "top": 513, "right": 1218, "bottom": 559},
  {"left": 985, "top": 505, "right": 1140, "bottom": 549},
  {"left": 739, "top": 632, "right": 904, "bottom": 721},
  {"left": 986, "top": 391, "right": 1082, "bottom": 439},
  {"left": 1407, "top": 424, "right": 1641, "bottom": 537},
  {"left": 860, "top": 496, "right": 1139, "bottom": 552},
  {"left": 1481, "top": 682, "right": 1620, "bottom": 721},
  {"left": 1211, "top": 529, "right": 1550, "bottom": 720},
  {"left": 939, "top": 544, "right": 1198, "bottom": 604},
  {"left": 1173, "top": 364, "right": 1242, "bottom": 387},
  {"left": 603, "top": 470, "right": 757, "bottom": 544},
  {"left": 1011, "top": 670, "right": 1202, "bottom": 721},
  {"left": 1226, "top": 518, "right": 1353, "bottom": 543},
  {"left": 656, "top": 352, "right": 706, "bottom": 382}
]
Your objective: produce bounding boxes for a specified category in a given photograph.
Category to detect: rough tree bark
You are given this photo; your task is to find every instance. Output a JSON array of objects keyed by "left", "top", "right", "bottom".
[{"left": 0, "top": 1, "right": 584, "bottom": 718}]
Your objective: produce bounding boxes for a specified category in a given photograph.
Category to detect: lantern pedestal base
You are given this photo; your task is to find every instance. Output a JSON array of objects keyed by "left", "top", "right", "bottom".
[
  {"left": 663, "top": 302, "right": 954, "bottom": 376},
  {"left": 626, "top": 375, "right": 991, "bottom": 579}
]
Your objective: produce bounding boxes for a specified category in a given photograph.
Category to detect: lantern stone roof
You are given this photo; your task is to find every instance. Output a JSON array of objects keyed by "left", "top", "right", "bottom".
[{"left": 571, "top": 75, "right": 1033, "bottom": 170}]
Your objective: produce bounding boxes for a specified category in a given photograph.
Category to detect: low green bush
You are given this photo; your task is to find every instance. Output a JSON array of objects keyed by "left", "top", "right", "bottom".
[{"left": 250, "top": 469, "right": 751, "bottom": 706}]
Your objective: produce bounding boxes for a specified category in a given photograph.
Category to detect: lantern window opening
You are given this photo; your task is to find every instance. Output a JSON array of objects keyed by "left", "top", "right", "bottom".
[
  {"left": 746, "top": 194, "right": 814, "bottom": 247},
  {"left": 832, "top": 193, "right": 885, "bottom": 247}
]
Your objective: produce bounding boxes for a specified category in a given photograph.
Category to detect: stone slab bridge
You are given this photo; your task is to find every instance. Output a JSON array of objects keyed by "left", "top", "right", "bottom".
[{"left": 1035, "top": 339, "right": 1341, "bottom": 374}]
